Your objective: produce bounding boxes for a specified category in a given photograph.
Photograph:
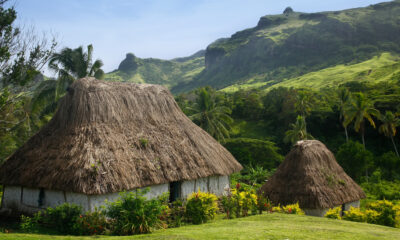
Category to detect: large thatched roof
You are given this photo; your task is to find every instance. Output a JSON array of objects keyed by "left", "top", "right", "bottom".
[
  {"left": 259, "top": 140, "right": 365, "bottom": 209},
  {"left": 0, "top": 77, "right": 242, "bottom": 195}
]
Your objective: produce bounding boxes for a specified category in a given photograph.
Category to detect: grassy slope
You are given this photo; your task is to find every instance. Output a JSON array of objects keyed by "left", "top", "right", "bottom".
[
  {"left": 220, "top": 52, "right": 400, "bottom": 93},
  {"left": 172, "top": 1, "right": 400, "bottom": 93},
  {"left": 104, "top": 56, "right": 204, "bottom": 89},
  {"left": 1, "top": 213, "right": 400, "bottom": 240}
]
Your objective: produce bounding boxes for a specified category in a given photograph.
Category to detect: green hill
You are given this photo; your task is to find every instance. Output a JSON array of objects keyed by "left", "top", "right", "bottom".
[
  {"left": 170, "top": 0, "right": 400, "bottom": 93},
  {"left": 220, "top": 52, "right": 400, "bottom": 93},
  {"left": 104, "top": 51, "right": 205, "bottom": 88},
  {"left": 106, "top": 1, "right": 400, "bottom": 94}
]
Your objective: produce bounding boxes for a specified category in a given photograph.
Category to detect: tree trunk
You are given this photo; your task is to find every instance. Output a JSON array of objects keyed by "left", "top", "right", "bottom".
[
  {"left": 361, "top": 122, "right": 366, "bottom": 149},
  {"left": 361, "top": 132, "right": 365, "bottom": 149},
  {"left": 344, "top": 126, "right": 348, "bottom": 143},
  {"left": 391, "top": 136, "right": 399, "bottom": 157}
]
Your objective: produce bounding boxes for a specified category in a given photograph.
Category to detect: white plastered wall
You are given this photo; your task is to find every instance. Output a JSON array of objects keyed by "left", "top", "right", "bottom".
[
  {"left": 303, "top": 208, "right": 330, "bottom": 217},
  {"left": 0, "top": 175, "right": 230, "bottom": 214},
  {"left": 180, "top": 175, "right": 229, "bottom": 198},
  {"left": 344, "top": 200, "right": 360, "bottom": 211}
]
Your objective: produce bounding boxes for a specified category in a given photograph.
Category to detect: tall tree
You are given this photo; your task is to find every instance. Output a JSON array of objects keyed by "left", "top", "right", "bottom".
[
  {"left": 344, "top": 92, "right": 379, "bottom": 148},
  {"left": 188, "top": 88, "right": 233, "bottom": 143},
  {"left": 48, "top": 44, "right": 104, "bottom": 80},
  {"left": 378, "top": 111, "right": 400, "bottom": 157},
  {"left": 32, "top": 44, "right": 105, "bottom": 118},
  {"left": 337, "top": 87, "right": 351, "bottom": 142},
  {"left": 295, "top": 91, "right": 313, "bottom": 118},
  {"left": 284, "top": 115, "right": 313, "bottom": 145},
  {"left": 0, "top": 0, "right": 56, "bottom": 162}
]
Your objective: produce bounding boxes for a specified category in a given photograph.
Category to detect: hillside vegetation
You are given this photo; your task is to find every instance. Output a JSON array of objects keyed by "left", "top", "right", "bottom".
[
  {"left": 220, "top": 52, "right": 400, "bottom": 93},
  {"left": 172, "top": 0, "right": 400, "bottom": 93},
  {"left": 104, "top": 51, "right": 205, "bottom": 88}
]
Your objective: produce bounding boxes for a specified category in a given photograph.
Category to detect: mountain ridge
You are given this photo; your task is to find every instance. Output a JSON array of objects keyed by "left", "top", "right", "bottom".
[{"left": 105, "top": 0, "right": 400, "bottom": 93}]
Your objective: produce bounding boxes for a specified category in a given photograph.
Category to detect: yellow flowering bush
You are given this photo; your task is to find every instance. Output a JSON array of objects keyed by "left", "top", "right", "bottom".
[
  {"left": 230, "top": 185, "right": 258, "bottom": 217},
  {"left": 186, "top": 191, "right": 218, "bottom": 224},
  {"left": 342, "top": 207, "right": 366, "bottom": 222},
  {"left": 367, "top": 200, "right": 397, "bottom": 227},
  {"left": 240, "top": 190, "right": 257, "bottom": 216},
  {"left": 395, "top": 205, "right": 400, "bottom": 228},
  {"left": 282, "top": 203, "right": 304, "bottom": 215},
  {"left": 272, "top": 205, "right": 283, "bottom": 213},
  {"left": 324, "top": 207, "right": 342, "bottom": 219},
  {"left": 365, "top": 209, "right": 380, "bottom": 224}
]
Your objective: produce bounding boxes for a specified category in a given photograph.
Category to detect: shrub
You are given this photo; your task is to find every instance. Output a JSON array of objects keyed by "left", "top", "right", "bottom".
[
  {"left": 365, "top": 209, "right": 380, "bottom": 224},
  {"left": 20, "top": 213, "right": 41, "bottom": 233},
  {"left": 167, "top": 200, "right": 185, "bottom": 228},
  {"left": 40, "top": 203, "right": 82, "bottom": 234},
  {"left": 256, "top": 193, "right": 272, "bottom": 214},
  {"left": 185, "top": 191, "right": 218, "bottom": 224},
  {"left": 367, "top": 200, "right": 397, "bottom": 227},
  {"left": 271, "top": 205, "right": 283, "bottom": 213},
  {"left": 362, "top": 179, "right": 400, "bottom": 200},
  {"left": 343, "top": 207, "right": 366, "bottom": 223},
  {"left": 282, "top": 203, "right": 304, "bottom": 215},
  {"left": 220, "top": 190, "right": 235, "bottom": 219},
  {"left": 73, "top": 208, "right": 108, "bottom": 235},
  {"left": 325, "top": 207, "right": 342, "bottom": 219},
  {"left": 105, "top": 189, "right": 167, "bottom": 235},
  {"left": 239, "top": 190, "right": 258, "bottom": 216},
  {"left": 232, "top": 184, "right": 243, "bottom": 218}
]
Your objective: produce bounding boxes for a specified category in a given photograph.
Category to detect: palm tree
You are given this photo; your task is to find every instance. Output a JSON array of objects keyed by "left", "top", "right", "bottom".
[
  {"left": 344, "top": 92, "right": 379, "bottom": 148},
  {"left": 378, "top": 111, "right": 400, "bottom": 157},
  {"left": 295, "top": 91, "right": 313, "bottom": 118},
  {"left": 31, "top": 44, "right": 104, "bottom": 121},
  {"left": 284, "top": 115, "right": 313, "bottom": 144},
  {"left": 188, "top": 88, "right": 233, "bottom": 143},
  {"left": 338, "top": 87, "right": 351, "bottom": 142},
  {"left": 49, "top": 44, "right": 104, "bottom": 80}
]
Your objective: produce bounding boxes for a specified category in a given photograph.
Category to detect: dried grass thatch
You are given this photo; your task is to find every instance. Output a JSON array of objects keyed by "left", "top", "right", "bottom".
[
  {"left": 259, "top": 140, "right": 365, "bottom": 209},
  {"left": 0, "top": 77, "right": 242, "bottom": 195}
]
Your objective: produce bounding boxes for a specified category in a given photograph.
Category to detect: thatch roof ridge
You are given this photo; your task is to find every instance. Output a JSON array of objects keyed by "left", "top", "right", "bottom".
[
  {"left": 0, "top": 77, "right": 242, "bottom": 195},
  {"left": 260, "top": 140, "right": 365, "bottom": 209}
]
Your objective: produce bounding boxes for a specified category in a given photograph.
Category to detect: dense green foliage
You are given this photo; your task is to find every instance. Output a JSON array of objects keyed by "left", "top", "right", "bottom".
[
  {"left": 224, "top": 138, "right": 282, "bottom": 169},
  {"left": 177, "top": 76, "right": 400, "bottom": 188},
  {"left": 0, "top": 1, "right": 56, "bottom": 164},
  {"left": 187, "top": 87, "right": 233, "bottom": 142},
  {"left": 20, "top": 203, "right": 82, "bottom": 234},
  {"left": 105, "top": 189, "right": 167, "bottom": 235}
]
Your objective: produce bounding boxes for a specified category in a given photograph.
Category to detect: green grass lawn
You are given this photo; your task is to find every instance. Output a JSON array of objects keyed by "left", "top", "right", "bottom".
[{"left": 1, "top": 213, "right": 400, "bottom": 240}]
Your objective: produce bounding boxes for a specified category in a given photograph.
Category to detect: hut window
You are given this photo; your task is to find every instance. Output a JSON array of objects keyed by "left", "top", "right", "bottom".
[
  {"left": 38, "top": 188, "right": 45, "bottom": 207},
  {"left": 169, "top": 181, "right": 181, "bottom": 202}
]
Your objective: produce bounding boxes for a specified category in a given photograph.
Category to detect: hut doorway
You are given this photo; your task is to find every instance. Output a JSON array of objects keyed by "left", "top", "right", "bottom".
[{"left": 169, "top": 181, "right": 181, "bottom": 202}]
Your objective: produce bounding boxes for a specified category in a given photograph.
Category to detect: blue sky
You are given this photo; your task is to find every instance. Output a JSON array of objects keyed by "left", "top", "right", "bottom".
[{"left": 12, "top": 0, "right": 391, "bottom": 73}]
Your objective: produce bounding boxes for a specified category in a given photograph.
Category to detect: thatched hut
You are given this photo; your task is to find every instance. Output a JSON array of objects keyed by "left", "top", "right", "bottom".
[
  {"left": 0, "top": 77, "right": 242, "bottom": 214},
  {"left": 259, "top": 140, "right": 365, "bottom": 217}
]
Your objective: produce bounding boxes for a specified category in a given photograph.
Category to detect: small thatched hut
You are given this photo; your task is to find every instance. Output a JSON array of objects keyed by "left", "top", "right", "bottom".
[
  {"left": 260, "top": 140, "right": 365, "bottom": 217},
  {"left": 0, "top": 77, "right": 242, "bottom": 214}
]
